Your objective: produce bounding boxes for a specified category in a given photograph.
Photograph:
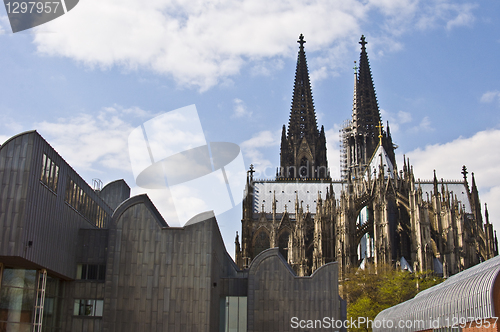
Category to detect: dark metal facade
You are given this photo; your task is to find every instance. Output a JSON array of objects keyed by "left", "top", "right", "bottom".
[{"left": 0, "top": 131, "right": 113, "bottom": 279}]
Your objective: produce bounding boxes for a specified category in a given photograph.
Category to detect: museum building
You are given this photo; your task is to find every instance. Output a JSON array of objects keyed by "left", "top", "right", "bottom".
[{"left": 0, "top": 130, "right": 345, "bottom": 331}]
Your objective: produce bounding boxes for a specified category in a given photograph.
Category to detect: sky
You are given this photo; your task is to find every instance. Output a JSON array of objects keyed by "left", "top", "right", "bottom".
[{"left": 1, "top": 0, "right": 500, "bottom": 258}]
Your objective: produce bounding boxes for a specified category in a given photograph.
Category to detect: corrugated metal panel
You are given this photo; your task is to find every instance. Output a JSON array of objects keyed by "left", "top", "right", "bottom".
[
  {"left": 374, "top": 255, "right": 500, "bottom": 332},
  {"left": 0, "top": 131, "right": 34, "bottom": 257}
]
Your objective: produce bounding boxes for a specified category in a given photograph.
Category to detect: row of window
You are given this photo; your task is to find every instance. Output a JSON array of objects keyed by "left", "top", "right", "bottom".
[
  {"left": 40, "top": 153, "right": 109, "bottom": 228},
  {"left": 73, "top": 299, "right": 103, "bottom": 317},
  {"left": 65, "top": 179, "right": 108, "bottom": 228},
  {"left": 76, "top": 264, "right": 106, "bottom": 281},
  {"left": 40, "top": 154, "right": 59, "bottom": 192}
]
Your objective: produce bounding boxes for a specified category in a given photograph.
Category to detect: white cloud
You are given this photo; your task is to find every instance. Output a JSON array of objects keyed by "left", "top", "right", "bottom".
[
  {"left": 34, "top": 105, "right": 152, "bottom": 176},
  {"left": 480, "top": 91, "right": 500, "bottom": 105},
  {"left": 380, "top": 109, "right": 413, "bottom": 133},
  {"left": 30, "top": 0, "right": 476, "bottom": 90},
  {"left": 398, "top": 110, "right": 412, "bottom": 124},
  {"left": 310, "top": 66, "right": 330, "bottom": 85},
  {"left": 409, "top": 116, "right": 433, "bottom": 133},
  {"left": 250, "top": 59, "right": 285, "bottom": 77},
  {"left": 446, "top": 3, "right": 476, "bottom": 30},
  {"left": 33, "top": 0, "right": 364, "bottom": 91},
  {"left": 417, "top": 2, "right": 477, "bottom": 31},
  {"left": 405, "top": 129, "right": 500, "bottom": 232},
  {"left": 381, "top": 108, "right": 432, "bottom": 134},
  {"left": 231, "top": 98, "right": 252, "bottom": 118}
]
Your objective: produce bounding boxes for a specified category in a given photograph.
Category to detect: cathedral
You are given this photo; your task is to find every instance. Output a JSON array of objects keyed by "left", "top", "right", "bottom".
[{"left": 235, "top": 34, "right": 498, "bottom": 278}]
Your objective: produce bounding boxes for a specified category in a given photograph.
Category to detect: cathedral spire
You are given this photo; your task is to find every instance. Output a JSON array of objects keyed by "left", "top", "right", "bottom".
[
  {"left": 343, "top": 35, "right": 395, "bottom": 177},
  {"left": 354, "top": 35, "right": 381, "bottom": 138},
  {"left": 280, "top": 34, "right": 328, "bottom": 179},
  {"left": 287, "top": 34, "right": 318, "bottom": 140}
]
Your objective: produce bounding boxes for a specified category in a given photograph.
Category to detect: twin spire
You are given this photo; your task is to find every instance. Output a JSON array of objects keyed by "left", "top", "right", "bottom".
[
  {"left": 280, "top": 34, "right": 327, "bottom": 179},
  {"left": 350, "top": 35, "right": 396, "bottom": 170},
  {"left": 288, "top": 34, "right": 382, "bottom": 142},
  {"left": 287, "top": 34, "right": 319, "bottom": 141},
  {"left": 281, "top": 34, "right": 393, "bottom": 180},
  {"left": 353, "top": 35, "right": 382, "bottom": 139}
]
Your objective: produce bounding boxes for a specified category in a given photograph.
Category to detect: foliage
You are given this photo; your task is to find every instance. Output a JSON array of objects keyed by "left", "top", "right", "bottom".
[{"left": 342, "top": 263, "right": 444, "bottom": 331}]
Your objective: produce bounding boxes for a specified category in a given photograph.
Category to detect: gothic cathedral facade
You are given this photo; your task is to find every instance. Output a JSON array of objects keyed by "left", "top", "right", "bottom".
[{"left": 235, "top": 35, "right": 498, "bottom": 278}]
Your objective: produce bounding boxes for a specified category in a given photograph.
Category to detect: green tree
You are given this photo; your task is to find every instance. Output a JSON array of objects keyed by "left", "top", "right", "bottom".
[{"left": 342, "top": 264, "right": 443, "bottom": 331}]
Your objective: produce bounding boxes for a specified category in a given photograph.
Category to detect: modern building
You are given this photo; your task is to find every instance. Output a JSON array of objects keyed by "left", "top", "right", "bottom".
[
  {"left": 0, "top": 130, "right": 345, "bottom": 331},
  {"left": 236, "top": 35, "right": 498, "bottom": 278},
  {"left": 374, "top": 254, "right": 500, "bottom": 332}
]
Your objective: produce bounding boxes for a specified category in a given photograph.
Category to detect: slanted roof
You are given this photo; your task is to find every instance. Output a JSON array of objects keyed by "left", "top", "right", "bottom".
[
  {"left": 252, "top": 181, "right": 344, "bottom": 215},
  {"left": 418, "top": 182, "right": 472, "bottom": 213},
  {"left": 374, "top": 255, "right": 500, "bottom": 332},
  {"left": 365, "top": 143, "right": 395, "bottom": 180}
]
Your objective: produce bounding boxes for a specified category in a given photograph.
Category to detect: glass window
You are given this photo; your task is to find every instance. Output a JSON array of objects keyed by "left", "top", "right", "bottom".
[
  {"left": 73, "top": 299, "right": 103, "bottom": 317},
  {"left": 221, "top": 296, "right": 247, "bottom": 332},
  {"left": 0, "top": 269, "right": 36, "bottom": 327},
  {"left": 64, "top": 178, "right": 108, "bottom": 228},
  {"left": 87, "top": 265, "right": 97, "bottom": 280},
  {"left": 40, "top": 154, "right": 59, "bottom": 192},
  {"left": 76, "top": 264, "right": 105, "bottom": 281}
]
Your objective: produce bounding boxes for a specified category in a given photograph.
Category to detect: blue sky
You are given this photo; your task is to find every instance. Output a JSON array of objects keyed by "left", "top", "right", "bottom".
[{"left": 1, "top": 0, "right": 500, "bottom": 257}]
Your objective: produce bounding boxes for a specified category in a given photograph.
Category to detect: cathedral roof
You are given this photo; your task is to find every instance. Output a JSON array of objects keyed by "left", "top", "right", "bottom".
[
  {"left": 287, "top": 34, "right": 318, "bottom": 141},
  {"left": 250, "top": 180, "right": 472, "bottom": 215},
  {"left": 418, "top": 182, "right": 472, "bottom": 213},
  {"left": 364, "top": 143, "right": 395, "bottom": 179},
  {"left": 252, "top": 181, "right": 343, "bottom": 215},
  {"left": 365, "top": 144, "right": 394, "bottom": 179}
]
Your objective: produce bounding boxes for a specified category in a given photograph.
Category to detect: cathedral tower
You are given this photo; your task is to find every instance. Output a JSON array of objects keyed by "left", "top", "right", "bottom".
[
  {"left": 279, "top": 34, "right": 328, "bottom": 179},
  {"left": 341, "top": 35, "right": 395, "bottom": 180}
]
